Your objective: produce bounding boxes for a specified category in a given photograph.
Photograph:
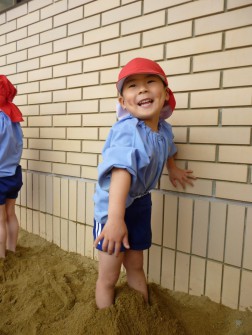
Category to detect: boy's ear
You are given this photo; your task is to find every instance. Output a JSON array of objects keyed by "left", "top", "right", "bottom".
[{"left": 118, "top": 95, "right": 126, "bottom": 109}]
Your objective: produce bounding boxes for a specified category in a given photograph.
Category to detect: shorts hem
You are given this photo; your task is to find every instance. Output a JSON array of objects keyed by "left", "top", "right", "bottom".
[
  {"left": 94, "top": 244, "right": 151, "bottom": 252},
  {"left": 0, "top": 196, "right": 17, "bottom": 205},
  {"left": 128, "top": 244, "right": 151, "bottom": 251}
]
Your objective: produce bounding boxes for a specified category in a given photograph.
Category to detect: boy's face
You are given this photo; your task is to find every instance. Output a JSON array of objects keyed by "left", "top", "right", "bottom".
[{"left": 119, "top": 74, "right": 169, "bottom": 131}]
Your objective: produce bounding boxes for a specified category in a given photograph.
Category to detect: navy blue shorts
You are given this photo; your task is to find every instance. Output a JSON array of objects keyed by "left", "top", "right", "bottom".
[
  {"left": 0, "top": 165, "right": 23, "bottom": 205},
  {"left": 93, "top": 193, "right": 152, "bottom": 252}
]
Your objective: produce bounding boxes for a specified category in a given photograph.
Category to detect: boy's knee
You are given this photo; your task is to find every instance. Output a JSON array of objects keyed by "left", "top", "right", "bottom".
[
  {"left": 98, "top": 271, "right": 120, "bottom": 288},
  {"left": 96, "top": 276, "right": 118, "bottom": 289},
  {"left": 124, "top": 262, "right": 142, "bottom": 274}
]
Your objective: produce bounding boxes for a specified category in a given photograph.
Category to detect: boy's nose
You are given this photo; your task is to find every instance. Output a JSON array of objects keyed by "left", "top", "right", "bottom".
[{"left": 138, "top": 83, "right": 148, "bottom": 93}]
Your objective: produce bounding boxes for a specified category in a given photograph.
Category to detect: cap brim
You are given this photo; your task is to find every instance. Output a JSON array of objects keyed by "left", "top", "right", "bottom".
[{"left": 117, "top": 73, "right": 167, "bottom": 94}]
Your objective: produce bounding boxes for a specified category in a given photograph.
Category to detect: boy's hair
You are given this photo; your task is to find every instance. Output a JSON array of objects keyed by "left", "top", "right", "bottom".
[{"left": 116, "top": 58, "right": 176, "bottom": 119}]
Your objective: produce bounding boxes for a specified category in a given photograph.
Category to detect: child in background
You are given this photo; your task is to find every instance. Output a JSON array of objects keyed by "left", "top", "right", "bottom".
[
  {"left": 93, "top": 58, "right": 196, "bottom": 309},
  {"left": 0, "top": 75, "right": 23, "bottom": 259}
]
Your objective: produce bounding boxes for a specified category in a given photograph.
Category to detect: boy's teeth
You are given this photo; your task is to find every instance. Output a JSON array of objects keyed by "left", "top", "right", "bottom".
[{"left": 139, "top": 99, "right": 152, "bottom": 105}]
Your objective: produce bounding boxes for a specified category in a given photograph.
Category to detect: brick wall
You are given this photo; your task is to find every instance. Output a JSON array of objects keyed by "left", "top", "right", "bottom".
[{"left": 0, "top": 0, "right": 252, "bottom": 310}]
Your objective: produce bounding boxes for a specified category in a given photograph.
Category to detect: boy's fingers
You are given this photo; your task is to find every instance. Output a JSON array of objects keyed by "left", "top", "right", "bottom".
[
  {"left": 114, "top": 242, "right": 121, "bottom": 257},
  {"left": 187, "top": 171, "right": 197, "bottom": 179},
  {"left": 122, "top": 235, "right": 130, "bottom": 249},
  {"left": 107, "top": 240, "right": 115, "bottom": 255},
  {"left": 94, "top": 235, "right": 102, "bottom": 247},
  {"left": 101, "top": 237, "right": 108, "bottom": 252},
  {"left": 187, "top": 178, "right": 195, "bottom": 186},
  {"left": 170, "top": 179, "right": 177, "bottom": 188}
]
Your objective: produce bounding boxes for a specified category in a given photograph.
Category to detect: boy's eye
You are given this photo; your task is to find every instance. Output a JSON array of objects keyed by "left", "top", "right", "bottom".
[{"left": 128, "top": 83, "right": 136, "bottom": 88}]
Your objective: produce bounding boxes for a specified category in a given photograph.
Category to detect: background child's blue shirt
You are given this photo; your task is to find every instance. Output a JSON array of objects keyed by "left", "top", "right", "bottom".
[
  {"left": 94, "top": 115, "right": 177, "bottom": 224},
  {"left": 0, "top": 111, "right": 23, "bottom": 177}
]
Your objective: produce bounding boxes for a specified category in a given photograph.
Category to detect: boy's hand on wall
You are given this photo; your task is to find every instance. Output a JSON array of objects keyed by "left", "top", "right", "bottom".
[{"left": 168, "top": 166, "right": 196, "bottom": 189}]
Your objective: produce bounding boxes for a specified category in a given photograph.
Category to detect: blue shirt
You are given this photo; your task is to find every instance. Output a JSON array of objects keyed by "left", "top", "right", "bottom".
[
  {"left": 0, "top": 111, "right": 23, "bottom": 177},
  {"left": 93, "top": 115, "right": 177, "bottom": 223}
]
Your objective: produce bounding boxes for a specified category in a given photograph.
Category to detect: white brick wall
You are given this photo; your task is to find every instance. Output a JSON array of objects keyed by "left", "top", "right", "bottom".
[{"left": 1, "top": 0, "right": 252, "bottom": 310}]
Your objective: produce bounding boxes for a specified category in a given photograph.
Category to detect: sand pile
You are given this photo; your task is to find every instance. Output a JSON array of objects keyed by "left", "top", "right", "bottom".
[{"left": 0, "top": 229, "right": 251, "bottom": 335}]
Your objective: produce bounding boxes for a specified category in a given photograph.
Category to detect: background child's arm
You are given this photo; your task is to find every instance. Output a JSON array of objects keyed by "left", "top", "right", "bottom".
[
  {"left": 94, "top": 167, "right": 131, "bottom": 256},
  {"left": 166, "top": 155, "right": 196, "bottom": 189}
]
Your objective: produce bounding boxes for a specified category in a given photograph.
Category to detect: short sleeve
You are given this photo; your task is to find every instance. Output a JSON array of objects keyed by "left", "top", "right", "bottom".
[{"left": 98, "top": 119, "right": 149, "bottom": 191}]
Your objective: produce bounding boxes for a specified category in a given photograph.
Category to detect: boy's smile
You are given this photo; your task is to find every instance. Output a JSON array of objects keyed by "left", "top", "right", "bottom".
[{"left": 119, "top": 74, "right": 169, "bottom": 131}]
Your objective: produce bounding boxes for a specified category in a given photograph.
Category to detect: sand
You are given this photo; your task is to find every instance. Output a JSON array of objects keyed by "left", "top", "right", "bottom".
[{"left": 0, "top": 229, "right": 251, "bottom": 335}]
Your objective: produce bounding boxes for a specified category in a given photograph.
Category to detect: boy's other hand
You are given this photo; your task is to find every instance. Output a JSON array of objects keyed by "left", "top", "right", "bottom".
[{"left": 94, "top": 219, "right": 130, "bottom": 257}]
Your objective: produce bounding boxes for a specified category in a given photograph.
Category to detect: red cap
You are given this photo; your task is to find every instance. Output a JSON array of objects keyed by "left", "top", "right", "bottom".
[
  {"left": 0, "top": 75, "right": 23, "bottom": 122},
  {"left": 116, "top": 58, "right": 176, "bottom": 117}
]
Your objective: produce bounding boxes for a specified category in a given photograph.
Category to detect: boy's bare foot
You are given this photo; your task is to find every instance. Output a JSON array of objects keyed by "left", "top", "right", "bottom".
[{"left": 6, "top": 249, "right": 21, "bottom": 258}]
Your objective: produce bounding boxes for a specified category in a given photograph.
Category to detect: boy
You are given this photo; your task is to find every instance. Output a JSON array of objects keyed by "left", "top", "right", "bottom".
[
  {"left": 0, "top": 75, "right": 23, "bottom": 259},
  {"left": 93, "top": 58, "right": 196, "bottom": 308}
]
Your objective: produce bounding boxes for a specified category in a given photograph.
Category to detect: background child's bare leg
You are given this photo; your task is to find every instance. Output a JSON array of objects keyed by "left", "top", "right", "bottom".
[
  {"left": 96, "top": 251, "right": 124, "bottom": 309},
  {"left": 123, "top": 250, "right": 148, "bottom": 303},
  {"left": 5, "top": 199, "right": 19, "bottom": 252},
  {"left": 0, "top": 205, "right": 7, "bottom": 258}
]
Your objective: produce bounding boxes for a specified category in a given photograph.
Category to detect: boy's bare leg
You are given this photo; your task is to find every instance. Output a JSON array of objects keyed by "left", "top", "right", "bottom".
[
  {"left": 123, "top": 249, "right": 148, "bottom": 303},
  {"left": 0, "top": 205, "right": 7, "bottom": 258},
  {"left": 96, "top": 250, "right": 124, "bottom": 309},
  {"left": 5, "top": 199, "right": 19, "bottom": 252}
]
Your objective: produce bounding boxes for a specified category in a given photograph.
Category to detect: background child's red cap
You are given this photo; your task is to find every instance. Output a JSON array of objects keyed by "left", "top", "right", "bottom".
[
  {"left": 116, "top": 58, "right": 176, "bottom": 118},
  {"left": 0, "top": 75, "right": 23, "bottom": 122}
]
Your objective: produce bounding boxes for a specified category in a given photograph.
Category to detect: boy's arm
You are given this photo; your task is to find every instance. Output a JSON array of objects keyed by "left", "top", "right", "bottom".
[
  {"left": 94, "top": 167, "right": 131, "bottom": 256},
  {"left": 166, "top": 155, "right": 196, "bottom": 189}
]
